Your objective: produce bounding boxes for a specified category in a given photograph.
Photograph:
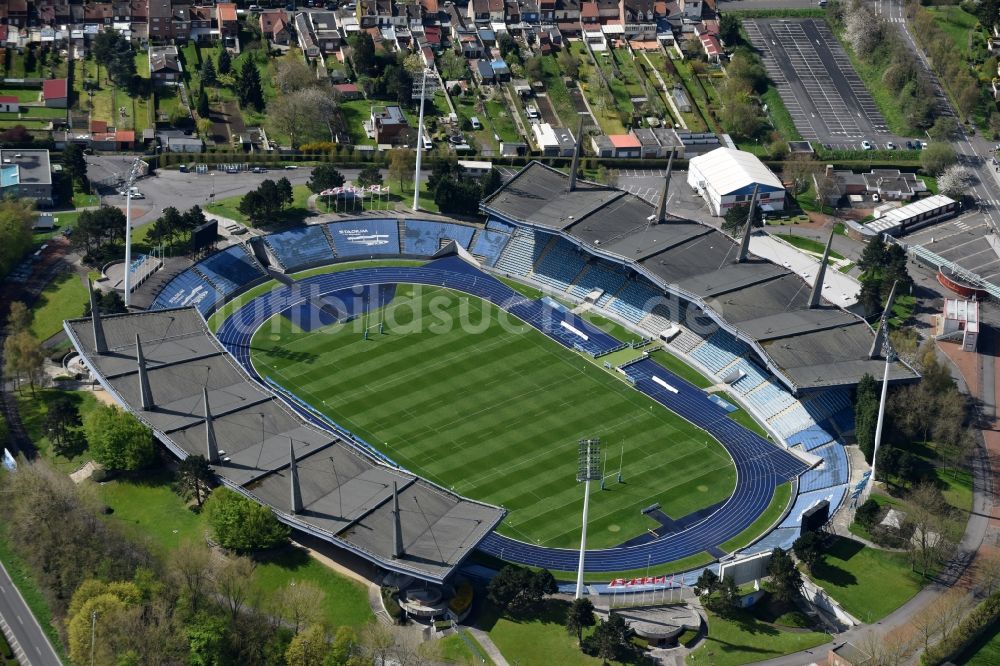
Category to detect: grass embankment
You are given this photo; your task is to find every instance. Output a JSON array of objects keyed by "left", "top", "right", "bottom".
[
  {"left": 808, "top": 535, "right": 925, "bottom": 622},
  {"left": 775, "top": 233, "right": 846, "bottom": 261},
  {"left": 687, "top": 606, "right": 829, "bottom": 666},
  {"left": 29, "top": 271, "right": 89, "bottom": 342},
  {"left": 251, "top": 285, "right": 737, "bottom": 550}
]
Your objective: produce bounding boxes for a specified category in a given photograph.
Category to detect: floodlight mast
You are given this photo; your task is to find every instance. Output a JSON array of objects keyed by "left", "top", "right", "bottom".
[
  {"left": 864, "top": 281, "right": 898, "bottom": 502},
  {"left": 575, "top": 438, "right": 601, "bottom": 599},
  {"left": 412, "top": 68, "right": 439, "bottom": 211}
]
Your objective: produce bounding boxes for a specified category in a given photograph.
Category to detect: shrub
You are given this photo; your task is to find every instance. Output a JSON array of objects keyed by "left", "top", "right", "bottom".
[
  {"left": 203, "top": 487, "right": 289, "bottom": 552},
  {"left": 380, "top": 586, "right": 404, "bottom": 623},
  {"left": 448, "top": 580, "right": 474, "bottom": 616}
]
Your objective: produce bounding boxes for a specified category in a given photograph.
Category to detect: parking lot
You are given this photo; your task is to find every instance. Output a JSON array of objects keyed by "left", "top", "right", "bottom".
[
  {"left": 745, "top": 19, "right": 900, "bottom": 149},
  {"left": 904, "top": 212, "right": 1000, "bottom": 284}
]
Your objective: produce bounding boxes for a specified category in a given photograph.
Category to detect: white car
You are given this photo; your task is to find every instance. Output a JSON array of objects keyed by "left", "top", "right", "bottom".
[{"left": 861, "top": 140, "right": 873, "bottom": 150}]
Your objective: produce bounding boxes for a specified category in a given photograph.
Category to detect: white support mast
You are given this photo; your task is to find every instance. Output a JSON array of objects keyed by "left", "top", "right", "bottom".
[{"left": 575, "top": 438, "right": 601, "bottom": 599}]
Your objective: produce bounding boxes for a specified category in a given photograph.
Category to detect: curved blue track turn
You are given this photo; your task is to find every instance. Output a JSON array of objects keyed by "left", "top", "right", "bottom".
[{"left": 214, "top": 258, "right": 807, "bottom": 572}]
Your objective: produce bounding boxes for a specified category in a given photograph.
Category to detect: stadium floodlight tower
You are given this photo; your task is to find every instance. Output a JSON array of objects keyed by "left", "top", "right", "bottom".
[
  {"left": 575, "top": 438, "right": 601, "bottom": 599},
  {"left": 411, "top": 68, "right": 440, "bottom": 211},
  {"left": 122, "top": 157, "right": 145, "bottom": 309}
]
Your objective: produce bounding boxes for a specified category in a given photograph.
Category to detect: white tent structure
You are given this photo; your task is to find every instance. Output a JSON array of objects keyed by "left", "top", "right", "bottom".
[{"left": 687, "top": 147, "right": 786, "bottom": 216}]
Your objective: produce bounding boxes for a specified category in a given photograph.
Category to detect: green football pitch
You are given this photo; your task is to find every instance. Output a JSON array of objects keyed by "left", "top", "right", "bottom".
[{"left": 251, "top": 285, "right": 736, "bottom": 550}]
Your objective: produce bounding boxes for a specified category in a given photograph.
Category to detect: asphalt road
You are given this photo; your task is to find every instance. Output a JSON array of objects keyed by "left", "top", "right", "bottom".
[{"left": 0, "top": 561, "right": 61, "bottom": 666}]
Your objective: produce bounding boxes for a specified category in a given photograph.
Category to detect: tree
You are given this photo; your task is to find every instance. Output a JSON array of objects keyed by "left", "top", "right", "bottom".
[
  {"left": 4, "top": 331, "right": 44, "bottom": 394},
  {"left": 196, "top": 87, "right": 210, "bottom": 118},
  {"left": 487, "top": 566, "right": 557, "bottom": 614},
  {"left": 238, "top": 190, "right": 268, "bottom": 226},
  {"left": 937, "top": 164, "right": 975, "bottom": 199},
  {"left": 45, "top": 392, "right": 84, "bottom": 458},
  {"left": 792, "top": 533, "right": 823, "bottom": 572},
  {"left": 200, "top": 57, "right": 217, "bottom": 87},
  {"left": 0, "top": 198, "right": 35, "bottom": 280},
  {"left": 204, "top": 487, "right": 290, "bottom": 552},
  {"left": 268, "top": 87, "right": 340, "bottom": 148},
  {"left": 719, "top": 14, "right": 741, "bottom": 46},
  {"left": 307, "top": 163, "right": 346, "bottom": 194},
  {"left": 855, "top": 498, "right": 881, "bottom": 529},
  {"left": 920, "top": 142, "right": 957, "bottom": 176},
  {"left": 566, "top": 597, "right": 596, "bottom": 645},
  {"left": 214, "top": 554, "right": 257, "bottom": 621},
  {"left": 722, "top": 202, "right": 762, "bottom": 235},
  {"left": 350, "top": 33, "right": 378, "bottom": 77},
  {"left": 62, "top": 143, "right": 88, "bottom": 186},
  {"left": 439, "top": 49, "right": 469, "bottom": 81},
  {"left": 356, "top": 165, "right": 383, "bottom": 188},
  {"left": 237, "top": 59, "right": 265, "bottom": 111},
  {"left": 277, "top": 177, "right": 294, "bottom": 210},
  {"left": 217, "top": 49, "right": 232, "bottom": 76},
  {"left": 588, "top": 614, "right": 632, "bottom": 665},
  {"left": 855, "top": 373, "right": 879, "bottom": 463},
  {"left": 275, "top": 58, "right": 317, "bottom": 94},
  {"left": 84, "top": 404, "right": 156, "bottom": 470},
  {"left": 524, "top": 55, "right": 543, "bottom": 81},
  {"left": 285, "top": 624, "right": 329, "bottom": 666},
  {"left": 274, "top": 580, "right": 325, "bottom": 635},
  {"left": 175, "top": 455, "right": 213, "bottom": 508},
  {"left": 168, "top": 539, "right": 214, "bottom": 612},
  {"left": 928, "top": 116, "right": 960, "bottom": 142},
  {"left": 6, "top": 301, "right": 31, "bottom": 335},
  {"left": 694, "top": 568, "right": 720, "bottom": 598},
  {"left": 843, "top": 1, "right": 884, "bottom": 58},
  {"left": 905, "top": 482, "right": 953, "bottom": 576},
  {"left": 388, "top": 148, "right": 415, "bottom": 191},
  {"left": 557, "top": 49, "right": 579, "bottom": 79}
]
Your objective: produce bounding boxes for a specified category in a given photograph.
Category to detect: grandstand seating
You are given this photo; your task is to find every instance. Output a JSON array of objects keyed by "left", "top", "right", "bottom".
[
  {"left": 741, "top": 527, "right": 799, "bottom": 556},
  {"left": 729, "top": 359, "right": 768, "bottom": 395},
  {"left": 486, "top": 218, "right": 515, "bottom": 234},
  {"left": 531, "top": 239, "right": 586, "bottom": 291},
  {"left": 743, "top": 379, "right": 797, "bottom": 420},
  {"left": 263, "top": 225, "right": 336, "bottom": 272},
  {"left": 151, "top": 268, "right": 222, "bottom": 315},
  {"left": 567, "top": 262, "right": 629, "bottom": 300},
  {"left": 327, "top": 219, "right": 400, "bottom": 256},
  {"left": 801, "top": 389, "right": 854, "bottom": 424},
  {"left": 769, "top": 404, "right": 816, "bottom": 439},
  {"left": 403, "top": 219, "right": 476, "bottom": 256},
  {"left": 668, "top": 326, "right": 706, "bottom": 354},
  {"left": 691, "top": 330, "right": 750, "bottom": 375},
  {"left": 471, "top": 228, "right": 512, "bottom": 266},
  {"left": 799, "top": 443, "right": 850, "bottom": 492},
  {"left": 606, "top": 280, "right": 662, "bottom": 324},
  {"left": 778, "top": 486, "right": 847, "bottom": 530},
  {"left": 786, "top": 424, "right": 836, "bottom": 451},
  {"left": 495, "top": 227, "right": 542, "bottom": 277},
  {"left": 194, "top": 245, "right": 266, "bottom": 297}
]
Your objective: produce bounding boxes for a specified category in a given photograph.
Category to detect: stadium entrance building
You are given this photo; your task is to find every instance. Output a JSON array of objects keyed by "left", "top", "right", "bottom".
[{"left": 687, "top": 147, "right": 786, "bottom": 216}]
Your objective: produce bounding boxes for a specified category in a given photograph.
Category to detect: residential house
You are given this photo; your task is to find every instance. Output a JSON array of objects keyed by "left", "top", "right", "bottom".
[
  {"left": 371, "top": 105, "right": 411, "bottom": 145},
  {"left": 148, "top": 0, "right": 174, "bottom": 41},
  {"left": 42, "top": 79, "right": 69, "bottom": 108},
  {"left": 507, "top": 1, "right": 522, "bottom": 24},
  {"left": 605, "top": 134, "right": 642, "bottom": 158},
  {"left": 189, "top": 5, "right": 213, "bottom": 42},
  {"left": 540, "top": 0, "right": 556, "bottom": 22},
  {"left": 469, "top": 0, "right": 505, "bottom": 23},
  {"left": 490, "top": 58, "right": 511, "bottom": 81},
  {"left": 216, "top": 3, "right": 239, "bottom": 41},
  {"left": 818, "top": 166, "right": 928, "bottom": 204},
  {"left": 295, "top": 12, "right": 321, "bottom": 57},
  {"left": 260, "top": 9, "right": 292, "bottom": 46},
  {"left": 0, "top": 149, "right": 54, "bottom": 207},
  {"left": 0, "top": 97, "right": 20, "bottom": 114},
  {"left": 474, "top": 59, "right": 496, "bottom": 83},
  {"left": 532, "top": 123, "right": 576, "bottom": 156},
  {"left": 699, "top": 33, "right": 720, "bottom": 62},
  {"left": 149, "top": 45, "right": 183, "bottom": 82},
  {"left": 7, "top": 0, "right": 29, "bottom": 27},
  {"left": 171, "top": 3, "right": 192, "bottom": 42},
  {"left": 83, "top": 2, "right": 114, "bottom": 27},
  {"left": 679, "top": 0, "right": 701, "bottom": 20},
  {"left": 521, "top": 0, "right": 541, "bottom": 23},
  {"left": 309, "top": 11, "right": 343, "bottom": 53},
  {"left": 457, "top": 31, "right": 485, "bottom": 58}
]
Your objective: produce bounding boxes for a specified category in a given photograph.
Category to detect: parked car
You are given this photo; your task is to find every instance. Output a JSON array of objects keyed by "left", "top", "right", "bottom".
[
  {"left": 284, "top": 165, "right": 300, "bottom": 170},
  {"left": 251, "top": 166, "right": 267, "bottom": 173},
  {"left": 886, "top": 141, "right": 895, "bottom": 150},
  {"left": 470, "top": 116, "right": 482, "bottom": 130},
  {"left": 861, "top": 140, "right": 873, "bottom": 150},
  {"left": 905, "top": 140, "right": 913, "bottom": 149}
]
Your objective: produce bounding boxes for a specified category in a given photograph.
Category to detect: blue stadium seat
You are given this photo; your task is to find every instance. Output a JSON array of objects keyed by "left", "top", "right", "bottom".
[
  {"left": 195, "top": 245, "right": 266, "bottom": 297},
  {"left": 531, "top": 239, "right": 586, "bottom": 291},
  {"left": 263, "top": 225, "right": 336, "bottom": 271},
  {"left": 471, "top": 228, "right": 512, "bottom": 266},
  {"left": 327, "top": 219, "right": 400, "bottom": 256},
  {"left": 403, "top": 219, "right": 476, "bottom": 255},
  {"left": 779, "top": 486, "right": 847, "bottom": 530},
  {"left": 799, "top": 443, "right": 850, "bottom": 492},
  {"left": 567, "top": 262, "right": 628, "bottom": 300},
  {"left": 606, "top": 280, "right": 662, "bottom": 323},
  {"left": 495, "top": 228, "right": 542, "bottom": 277},
  {"left": 151, "top": 268, "right": 222, "bottom": 315}
]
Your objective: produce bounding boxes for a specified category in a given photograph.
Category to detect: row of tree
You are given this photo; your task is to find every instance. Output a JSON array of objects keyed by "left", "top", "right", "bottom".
[
  {"left": 145, "top": 205, "right": 209, "bottom": 252},
  {"left": 238, "top": 177, "right": 295, "bottom": 225},
  {"left": 0, "top": 198, "right": 35, "bottom": 281}
]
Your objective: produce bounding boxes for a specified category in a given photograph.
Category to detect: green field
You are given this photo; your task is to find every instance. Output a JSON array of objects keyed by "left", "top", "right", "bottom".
[{"left": 251, "top": 285, "right": 737, "bottom": 550}]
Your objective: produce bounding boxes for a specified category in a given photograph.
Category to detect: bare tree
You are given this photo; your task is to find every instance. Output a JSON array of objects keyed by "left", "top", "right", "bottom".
[
  {"left": 905, "top": 483, "right": 954, "bottom": 577},
  {"left": 274, "top": 58, "right": 320, "bottom": 95},
  {"left": 273, "top": 580, "right": 326, "bottom": 635},
  {"left": 361, "top": 623, "right": 394, "bottom": 666},
  {"left": 269, "top": 87, "right": 341, "bottom": 149},
  {"left": 976, "top": 551, "right": 1000, "bottom": 596},
  {"left": 858, "top": 625, "right": 918, "bottom": 666},
  {"left": 214, "top": 554, "right": 257, "bottom": 622},
  {"left": 168, "top": 539, "right": 214, "bottom": 612}
]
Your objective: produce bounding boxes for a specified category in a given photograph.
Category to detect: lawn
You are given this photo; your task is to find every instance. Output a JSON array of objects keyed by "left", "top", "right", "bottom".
[
  {"left": 338, "top": 99, "right": 377, "bottom": 146},
  {"left": 484, "top": 599, "right": 636, "bottom": 666},
  {"left": 95, "top": 471, "right": 373, "bottom": 628},
  {"left": 808, "top": 536, "right": 925, "bottom": 622},
  {"left": 251, "top": 285, "right": 737, "bottom": 550},
  {"left": 29, "top": 270, "right": 89, "bottom": 342},
  {"left": 15, "top": 389, "right": 102, "bottom": 474},
  {"left": 439, "top": 631, "right": 494, "bottom": 665},
  {"left": 0, "top": 87, "right": 41, "bottom": 103},
  {"left": 539, "top": 55, "right": 578, "bottom": 128},
  {"left": 720, "top": 482, "right": 792, "bottom": 553},
  {"left": 927, "top": 6, "right": 979, "bottom": 59},
  {"left": 958, "top": 618, "right": 1000, "bottom": 665},
  {"left": 687, "top": 607, "right": 829, "bottom": 666},
  {"left": 775, "top": 233, "right": 846, "bottom": 261},
  {"left": 205, "top": 184, "right": 313, "bottom": 225}
]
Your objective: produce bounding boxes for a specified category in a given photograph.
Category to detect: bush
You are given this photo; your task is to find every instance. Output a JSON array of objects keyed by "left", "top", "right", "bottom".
[
  {"left": 380, "top": 586, "right": 404, "bottom": 623},
  {"left": 448, "top": 580, "right": 474, "bottom": 616},
  {"left": 922, "top": 588, "right": 1000, "bottom": 665},
  {"left": 203, "top": 487, "right": 289, "bottom": 552}
]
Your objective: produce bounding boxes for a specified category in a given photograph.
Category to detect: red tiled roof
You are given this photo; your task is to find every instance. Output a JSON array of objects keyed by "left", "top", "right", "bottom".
[
  {"left": 42, "top": 78, "right": 68, "bottom": 100},
  {"left": 216, "top": 2, "right": 237, "bottom": 22},
  {"left": 610, "top": 134, "right": 641, "bottom": 149},
  {"left": 90, "top": 119, "right": 108, "bottom": 133},
  {"left": 420, "top": 0, "right": 439, "bottom": 11},
  {"left": 0, "top": 96, "right": 19, "bottom": 104},
  {"left": 581, "top": 2, "right": 599, "bottom": 17},
  {"left": 116, "top": 130, "right": 136, "bottom": 142},
  {"left": 334, "top": 83, "right": 360, "bottom": 93},
  {"left": 699, "top": 33, "right": 720, "bottom": 56}
]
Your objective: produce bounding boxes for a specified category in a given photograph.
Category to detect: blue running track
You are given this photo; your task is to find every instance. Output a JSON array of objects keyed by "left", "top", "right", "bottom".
[{"left": 213, "top": 258, "right": 808, "bottom": 572}]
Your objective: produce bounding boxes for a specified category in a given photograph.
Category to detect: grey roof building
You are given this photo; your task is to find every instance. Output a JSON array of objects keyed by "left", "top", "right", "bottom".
[
  {"left": 0, "top": 149, "right": 53, "bottom": 206},
  {"left": 65, "top": 308, "right": 505, "bottom": 583}
]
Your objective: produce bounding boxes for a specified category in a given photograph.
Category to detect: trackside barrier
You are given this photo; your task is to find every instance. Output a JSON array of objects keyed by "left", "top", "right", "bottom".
[{"left": 593, "top": 342, "right": 630, "bottom": 358}]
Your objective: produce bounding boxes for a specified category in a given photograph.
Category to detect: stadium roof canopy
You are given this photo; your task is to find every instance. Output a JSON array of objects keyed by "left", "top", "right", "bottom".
[
  {"left": 688, "top": 147, "right": 784, "bottom": 196},
  {"left": 65, "top": 308, "right": 505, "bottom": 584},
  {"left": 482, "top": 162, "right": 918, "bottom": 392}
]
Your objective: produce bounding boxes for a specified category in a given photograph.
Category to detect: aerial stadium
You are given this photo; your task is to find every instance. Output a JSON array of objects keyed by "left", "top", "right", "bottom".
[{"left": 65, "top": 160, "right": 919, "bottom": 589}]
